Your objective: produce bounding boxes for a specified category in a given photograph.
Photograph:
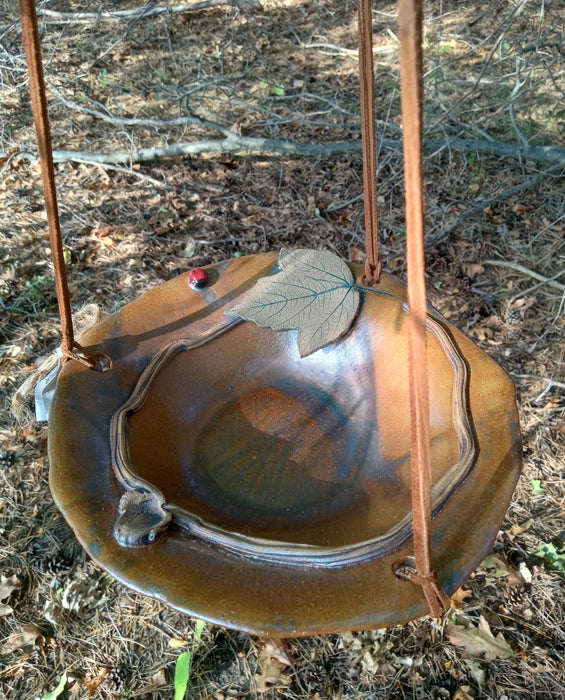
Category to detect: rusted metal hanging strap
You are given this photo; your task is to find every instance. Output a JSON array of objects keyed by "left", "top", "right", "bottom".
[
  {"left": 398, "top": 0, "right": 450, "bottom": 617},
  {"left": 20, "top": 0, "right": 98, "bottom": 369},
  {"left": 358, "top": 0, "right": 382, "bottom": 285}
]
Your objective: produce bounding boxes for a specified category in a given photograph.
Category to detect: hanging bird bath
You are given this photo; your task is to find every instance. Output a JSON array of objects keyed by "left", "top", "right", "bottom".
[
  {"left": 48, "top": 251, "right": 520, "bottom": 635},
  {"left": 20, "top": 0, "right": 521, "bottom": 637}
]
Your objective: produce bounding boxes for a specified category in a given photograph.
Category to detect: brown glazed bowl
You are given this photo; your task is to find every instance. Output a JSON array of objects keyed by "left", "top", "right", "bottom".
[{"left": 48, "top": 253, "right": 521, "bottom": 636}]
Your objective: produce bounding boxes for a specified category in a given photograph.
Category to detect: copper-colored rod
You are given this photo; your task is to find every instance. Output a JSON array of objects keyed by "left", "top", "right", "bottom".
[
  {"left": 397, "top": 0, "right": 450, "bottom": 617},
  {"left": 19, "top": 0, "right": 97, "bottom": 368},
  {"left": 358, "top": 0, "right": 382, "bottom": 284}
]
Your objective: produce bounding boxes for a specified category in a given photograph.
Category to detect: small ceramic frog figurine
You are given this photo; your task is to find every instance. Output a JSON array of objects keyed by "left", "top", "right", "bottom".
[{"left": 113, "top": 489, "right": 171, "bottom": 547}]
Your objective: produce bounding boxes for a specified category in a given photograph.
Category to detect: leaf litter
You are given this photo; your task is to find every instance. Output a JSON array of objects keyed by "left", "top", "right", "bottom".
[{"left": 445, "top": 614, "right": 514, "bottom": 662}]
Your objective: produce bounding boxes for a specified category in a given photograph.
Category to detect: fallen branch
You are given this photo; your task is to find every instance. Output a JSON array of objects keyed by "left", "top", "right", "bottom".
[
  {"left": 42, "top": 90, "right": 565, "bottom": 167},
  {"left": 425, "top": 139, "right": 565, "bottom": 167},
  {"left": 512, "top": 374, "right": 565, "bottom": 390},
  {"left": 46, "top": 134, "right": 565, "bottom": 167},
  {"left": 428, "top": 164, "right": 564, "bottom": 245},
  {"left": 50, "top": 89, "right": 235, "bottom": 138},
  {"left": 70, "top": 159, "right": 167, "bottom": 187},
  {"left": 484, "top": 260, "right": 565, "bottom": 292},
  {"left": 509, "top": 268, "right": 565, "bottom": 302},
  {"left": 52, "top": 136, "right": 361, "bottom": 164},
  {"left": 37, "top": 0, "right": 263, "bottom": 22}
]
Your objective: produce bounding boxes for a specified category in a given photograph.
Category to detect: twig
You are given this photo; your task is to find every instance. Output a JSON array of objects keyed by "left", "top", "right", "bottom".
[
  {"left": 303, "top": 42, "right": 395, "bottom": 57},
  {"left": 51, "top": 137, "right": 362, "bottom": 163},
  {"left": 484, "top": 260, "right": 565, "bottom": 292},
  {"left": 36, "top": 0, "right": 263, "bottom": 23},
  {"left": 51, "top": 89, "right": 351, "bottom": 133},
  {"left": 43, "top": 135, "right": 565, "bottom": 167},
  {"left": 71, "top": 160, "right": 167, "bottom": 187},
  {"left": 510, "top": 268, "right": 565, "bottom": 302},
  {"left": 428, "top": 164, "right": 564, "bottom": 245},
  {"left": 49, "top": 88, "right": 235, "bottom": 138},
  {"left": 48, "top": 88, "right": 565, "bottom": 165},
  {"left": 512, "top": 374, "right": 565, "bottom": 391},
  {"left": 425, "top": 139, "right": 565, "bottom": 166}
]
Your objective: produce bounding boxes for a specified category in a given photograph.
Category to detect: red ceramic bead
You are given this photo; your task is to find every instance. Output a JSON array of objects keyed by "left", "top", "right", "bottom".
[{"left": 188, "top": 268, "right": 209, "bottom": 290}]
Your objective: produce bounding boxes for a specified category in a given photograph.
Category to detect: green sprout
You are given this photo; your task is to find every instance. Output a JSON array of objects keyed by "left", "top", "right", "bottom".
[{"left": 174, "top": 619, "right": 205, "bottom": 700}]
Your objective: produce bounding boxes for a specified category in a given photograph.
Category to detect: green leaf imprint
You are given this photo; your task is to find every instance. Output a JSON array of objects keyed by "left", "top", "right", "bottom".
[{"left": 226, "top": 248, "right": 360, "bottom": 357}]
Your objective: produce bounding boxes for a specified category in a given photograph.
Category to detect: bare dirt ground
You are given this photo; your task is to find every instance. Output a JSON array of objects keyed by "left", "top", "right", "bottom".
[{"left": 1, "top": 1, "right": 564, "bottom": 698}]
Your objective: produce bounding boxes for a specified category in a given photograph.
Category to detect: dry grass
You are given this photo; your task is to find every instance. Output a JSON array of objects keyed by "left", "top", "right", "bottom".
[{"left": 1, "top": 1, "right": 564, "bottom": 698}]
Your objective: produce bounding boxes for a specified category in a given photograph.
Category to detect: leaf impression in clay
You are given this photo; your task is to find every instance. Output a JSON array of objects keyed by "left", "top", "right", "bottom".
[{"left": 226, "top": 248, "right": 391, "bottom": 357}]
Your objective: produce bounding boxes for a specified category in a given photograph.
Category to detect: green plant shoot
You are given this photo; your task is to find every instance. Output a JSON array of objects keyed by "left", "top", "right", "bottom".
[
  {"left": 39, "top": 673, "right": 67, "bottom": 700},
  {"left": 173, "top": 620, "right": 206, "bottom": 699}
]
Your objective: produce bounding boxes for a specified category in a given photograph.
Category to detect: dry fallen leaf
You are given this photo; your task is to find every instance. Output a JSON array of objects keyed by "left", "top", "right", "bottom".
[
  {"left": 0, "top": 574, "right": 22, "bottom": 602},
  {"left": 463, "top": 658, "right": 486, "bottom": 687},
  {"left": 509, "top": 518, "right": 533, "bottom": 537},
  {"left": 255, "top": 655, "right": 291, "bottom": 693},
  {"left": 169, "top": 637, "right": 189, "bottom": 648},
  {"left": 84, "top": 667, "right": 109, "bottom": 695},
  {"left": 450, "top": 585, "right": 473, "bottom": 609},
  {"left": 227, "top": 248, "right": 361, "bottom": 357},
  {"left": 462, "top": 263, "right": 484, "bottom": 279},
  {"left": 469, "top": 326, "right": 493, "bottom": 341},
  {"left": 377, "top": 660, "right": 396, "bottom": 676},
  {"left": 0, "top": 603, "right": 13, "bottom": 617},
  {"left": 350, "top": 246, "right": 365, "bottom": 263},
  {"left": 261, "top": 639, "right": 293, "bottom": 667},
  {"left": 176, "top": 237, "right": 200, "bottom": 258},
  {"left": 478, "top": 554, "right": 510, "bottom": 579},
  {"left": 453, "top": 685, "right": 475, "bottom": 700},
  {"left": 1, "top": 623, "right": 44, "bottom": 654},
  {"left": 306, "top": 195, "right": 317, "bottom": 217},
  {"left": 361, "top": 649, "right": 378, "bottom": 673},
  {"left": 445, "top": 615, "right": 513, "bottom": 662},
  {"left": 142, "top": 669, "right": 167, "bottom": 694}
]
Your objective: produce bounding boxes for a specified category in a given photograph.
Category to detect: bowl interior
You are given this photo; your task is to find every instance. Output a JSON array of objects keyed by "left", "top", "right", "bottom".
[{"left": 124, "top": 310, "right": 467, "bottom": 549}]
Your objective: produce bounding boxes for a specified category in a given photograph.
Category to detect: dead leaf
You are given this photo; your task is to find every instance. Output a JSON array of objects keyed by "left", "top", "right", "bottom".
[
  {"left": 142, "top": 669, "right": 167, "bottom": 693},
  {"left": 169, "top": 638, "right": 188, "bottom": 648},
  {"left": 1, "top": 623, "right": 44, "bottom": 654},
  {"left": 0, "top": 574, "right": 22, "bottom": 601},
  {"left": 176, "top": 237, "right": 200, "bottom": 258},
  {"left": 445, "top": 615, "right": 513, "bottom": 661},
  {"left": 462, "top": 263, "right": 484, "bottom": 279},
  {"left": 84, "top": 668, "right": 109, "bottom": 695},
  {"left": 350, "top": 246, "right": 365, "bottom": 263},
  {"left": 361, "top": 649, "right": 378, "bottom": 673},
  {"left": 479, "top": 554, "right": 510, "bottom": 579},
  {"left": 0, "top": 603, "right": 13, "bottom": 617},
  {"left": 255, "top": 656, "right": 291, "bottom": 692},
  {"left": 469, "top": 326, "right": 493, "bottom": 341},
  {"left": 226, "top": 249, "right": 361, "bottom": 357},
  {"left": 463, "top": 659, "right": 486, "bottom": 687},
  {"left": 453, "top": 686, "right": 475, "bottom": 700},
  {"left": 377, "top": 660, "right": 396, "bottom": 676},
  {"left": 306, "top": 195, "right": 317, "bottom": 217},
  {"left": 509, "top": 518, "right": 533, "bottom": 536},
  {"left": 451, "top": 586, "right": 473, "bottom": 609},
  {"left": 261, "top": 639, "right": 293, "bottom": 666}
]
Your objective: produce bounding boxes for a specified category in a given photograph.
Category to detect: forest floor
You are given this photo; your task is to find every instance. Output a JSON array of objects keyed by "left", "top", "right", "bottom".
[{"left": 0, "top": 1, "right": 564, "bottom": 698}]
